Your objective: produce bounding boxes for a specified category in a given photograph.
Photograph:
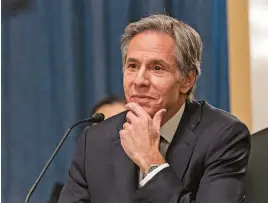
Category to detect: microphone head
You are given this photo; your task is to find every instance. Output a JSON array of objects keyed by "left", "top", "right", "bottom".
[{"left": 91, "top": 113, "right": 105, "bottom": 123}]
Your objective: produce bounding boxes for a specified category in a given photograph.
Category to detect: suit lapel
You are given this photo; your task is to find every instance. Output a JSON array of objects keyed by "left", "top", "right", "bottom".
[
  {"left": 166, "top": 101, "right": 202, "bottom": 181},
  {"left": 112, "top": 113, "right": 138, "bottom": 203}
]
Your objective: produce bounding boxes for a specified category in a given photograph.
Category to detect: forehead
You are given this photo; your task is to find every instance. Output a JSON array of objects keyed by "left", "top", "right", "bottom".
[{"left": 126, "top": 31, "right": 176, "bottom": 62}]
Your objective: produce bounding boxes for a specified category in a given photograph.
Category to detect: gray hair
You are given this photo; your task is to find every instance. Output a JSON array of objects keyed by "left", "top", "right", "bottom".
[{"left": 120, "top": 14, "right": 203, "bottom": 100}]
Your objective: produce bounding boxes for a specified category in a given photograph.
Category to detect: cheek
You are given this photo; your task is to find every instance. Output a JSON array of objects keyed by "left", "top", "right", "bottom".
[
  {"left": 123, "top": 74, "right": 132, "bottom": 96},
  {"left": 153, "top": 79, "right": 180, "bottom": 102}
]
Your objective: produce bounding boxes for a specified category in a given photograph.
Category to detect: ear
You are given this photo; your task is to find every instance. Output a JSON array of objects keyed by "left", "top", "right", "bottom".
[{"left": 180, "top": 71, "right": 196, "bottom": 94}]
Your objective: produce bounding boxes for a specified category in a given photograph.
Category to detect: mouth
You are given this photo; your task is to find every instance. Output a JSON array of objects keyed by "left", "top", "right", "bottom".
[{"left": 130, "top": 95, "right": 156, "bottom": 101}]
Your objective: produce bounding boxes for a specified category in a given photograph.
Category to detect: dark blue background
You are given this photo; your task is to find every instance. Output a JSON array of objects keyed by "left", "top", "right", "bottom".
[{"left": 2, "top": 0, "right": 229, "bottom": 202}]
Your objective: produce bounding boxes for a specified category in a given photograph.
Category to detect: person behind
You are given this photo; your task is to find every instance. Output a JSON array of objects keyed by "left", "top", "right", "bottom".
[
  {"left": 91, "top": 96, "right": 126, "bottom": 119},
  {"left": 59, "top": 14, "right": 250, "bottom": 203},
  {"left": 48, "top": 96, "right": 125, "bottom": 203}
]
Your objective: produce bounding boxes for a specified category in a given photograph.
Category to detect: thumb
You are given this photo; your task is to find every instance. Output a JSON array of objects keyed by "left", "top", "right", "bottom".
[{"left": 153, "top": 109, "right": 167, "bottom": 129}]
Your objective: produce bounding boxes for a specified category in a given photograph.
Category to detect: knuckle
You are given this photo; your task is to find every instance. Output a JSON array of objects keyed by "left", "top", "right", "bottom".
[
  {"left": 124, "top": 122, "right": 130, "bottom": 128},
  {"left": 128, "top": 125, "right": 133, "bottom": 131},
  {"left": 126, "top": 111, "right": 131, "bottom": 118},
  {"left": 120, "top": 130, "right": 126, "bottom": 136}
]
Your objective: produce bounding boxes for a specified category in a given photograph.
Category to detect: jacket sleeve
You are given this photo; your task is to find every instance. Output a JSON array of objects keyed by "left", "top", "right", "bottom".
[
  {"left": 134, "top": 121, "right": 251, "bottom": 203},
  {"left": 59, "top": 127, "right": 91, "bottom": 203}
]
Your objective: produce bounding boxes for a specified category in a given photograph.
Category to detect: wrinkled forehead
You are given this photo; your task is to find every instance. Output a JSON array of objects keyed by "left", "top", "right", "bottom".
[{"left": 126, "top": 31, "right": 176, "bottom": 65}]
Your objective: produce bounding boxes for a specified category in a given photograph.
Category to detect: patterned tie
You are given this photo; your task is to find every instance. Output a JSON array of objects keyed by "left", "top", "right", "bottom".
[{"left": 159, "top": 135, "right": 169, "bottom": 158}]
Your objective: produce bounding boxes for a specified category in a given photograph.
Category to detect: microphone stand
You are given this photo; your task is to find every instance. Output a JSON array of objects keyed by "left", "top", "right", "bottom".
[{"left": 25, "top": 114, "right": 104, "bottom": 203}]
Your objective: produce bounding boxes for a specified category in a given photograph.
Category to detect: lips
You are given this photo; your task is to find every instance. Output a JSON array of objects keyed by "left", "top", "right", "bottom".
[
  {"left": 130, "top": 95, "right": 156, "bottom": 103},
  {"left": 131, "top": 95, "right": 155, "bottom": 99}
]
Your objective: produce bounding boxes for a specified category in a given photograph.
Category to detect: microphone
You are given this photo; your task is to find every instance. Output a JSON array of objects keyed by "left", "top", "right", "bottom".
[
  {"left": 90, "top": 112, "right": 105, "bottom": 123},
  {"left": 25, "top": 113, "right": 105, "bottom": 203}
]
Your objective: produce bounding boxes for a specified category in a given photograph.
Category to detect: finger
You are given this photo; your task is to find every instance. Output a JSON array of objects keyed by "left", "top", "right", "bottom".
[
  {"left": 153, "top": 109, "right": 167, "bottom": 129},
  {"left": 126, "top": 111, "right": 138, "bottom": 124},
  {"left": 119, "top": 129, "right": 127, "bottom": 138},
  {"left": 125, "top": 102, "right": 148, "bottom": 118},
  {"left": 119, "top": 129, "right": 133, "bottom": 144},
  {"left": 123, "top": 122, "right": 131, "bottom": 130}
]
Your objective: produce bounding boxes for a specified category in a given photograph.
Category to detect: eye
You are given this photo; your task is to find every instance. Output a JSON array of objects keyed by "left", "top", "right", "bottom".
[
  {"left": 154, "top": 65, "right": 162, "bottom": 71},
  {"left": 128, "top": 63, "right": 137, "bottom": 69}
]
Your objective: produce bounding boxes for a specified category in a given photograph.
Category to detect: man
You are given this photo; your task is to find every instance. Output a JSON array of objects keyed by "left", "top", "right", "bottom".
[{"left": 59, "top": 14, "right": 250, "bottom": 203}]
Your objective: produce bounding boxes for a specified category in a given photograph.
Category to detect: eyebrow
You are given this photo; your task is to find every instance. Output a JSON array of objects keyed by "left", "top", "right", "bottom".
[
  {"left": 149, "top": 59, "right": 169, "bottom": 66},
  {"left": 126, "top": 57, "right": 139, "bottom": 64},
  {"left": 126, "top": 57, "right": 169, "bottom": 66}
]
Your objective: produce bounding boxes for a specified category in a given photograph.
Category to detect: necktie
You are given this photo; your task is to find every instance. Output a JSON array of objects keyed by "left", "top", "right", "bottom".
[{"left": 159, "top": 136, "right": 169, "bottom": 158}]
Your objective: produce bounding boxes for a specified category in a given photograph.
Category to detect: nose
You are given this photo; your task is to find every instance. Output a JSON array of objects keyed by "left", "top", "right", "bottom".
[{"left": 133, "top": 66, "right": 150, "bottom": 87}]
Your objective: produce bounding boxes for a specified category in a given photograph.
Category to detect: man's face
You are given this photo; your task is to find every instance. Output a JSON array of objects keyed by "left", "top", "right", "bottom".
[{"left": 123, "top": 31, "right": 187, "bottom": 118}]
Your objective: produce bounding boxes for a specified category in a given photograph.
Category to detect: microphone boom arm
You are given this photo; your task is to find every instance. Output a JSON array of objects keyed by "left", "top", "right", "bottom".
[{"left": 25, "top": 113, "right": 104, "bottom": 203}]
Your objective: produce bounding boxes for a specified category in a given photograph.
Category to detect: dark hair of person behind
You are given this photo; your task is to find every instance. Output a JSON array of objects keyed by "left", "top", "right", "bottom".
[{"left": 91, "top": 96, "right": 125, "bottom": 115}]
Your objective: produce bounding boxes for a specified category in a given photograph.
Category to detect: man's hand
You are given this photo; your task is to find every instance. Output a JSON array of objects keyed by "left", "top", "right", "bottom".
[{"left": 119, "top": 102, "right": 167, "bottom": 172}]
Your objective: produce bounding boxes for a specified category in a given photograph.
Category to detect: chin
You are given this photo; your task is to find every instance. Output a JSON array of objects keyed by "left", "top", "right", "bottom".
[
  {"left": 127, "top": 98, "right": 161, "bottom": 116},
  {"left": 140, "top": 106, "right": 158, "bottom": 117}
]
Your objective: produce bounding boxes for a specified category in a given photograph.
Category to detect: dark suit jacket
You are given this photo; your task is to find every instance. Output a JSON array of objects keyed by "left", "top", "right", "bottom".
[
  {"left": 59, "top": 101, "right": 250, "bottom": 203},
  {"left": 245, "top": 128, "right": 268, "bottom": 203}
]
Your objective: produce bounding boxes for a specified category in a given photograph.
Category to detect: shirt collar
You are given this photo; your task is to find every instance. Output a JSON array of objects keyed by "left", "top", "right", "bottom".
[{"left": 160, "top": 103, "right": 185, "bottom": 143}]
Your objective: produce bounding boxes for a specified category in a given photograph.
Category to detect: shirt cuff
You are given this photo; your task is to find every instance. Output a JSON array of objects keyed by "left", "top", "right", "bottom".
[{"left": 139, "top": 163, "right": 169, "bottom": 187}]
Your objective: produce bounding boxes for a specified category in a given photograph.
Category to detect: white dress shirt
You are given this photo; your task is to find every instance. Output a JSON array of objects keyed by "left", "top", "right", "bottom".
[{"left": 139, "top": 103, "right": 185, "bottom": 187}]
